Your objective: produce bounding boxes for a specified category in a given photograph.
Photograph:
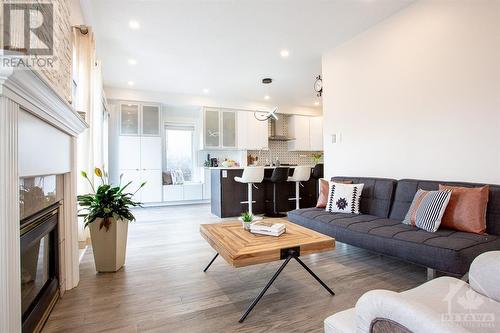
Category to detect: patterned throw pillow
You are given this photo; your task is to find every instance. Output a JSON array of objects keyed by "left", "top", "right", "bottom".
[
  {"left": 325, "top": 182, "right": 364, "bottom": 214},
  {"left": 316, "top": 179, "right": 353, "bottom": 208},
  {"left": 403, "top": 189, "right": 452, "bottom": 232}
]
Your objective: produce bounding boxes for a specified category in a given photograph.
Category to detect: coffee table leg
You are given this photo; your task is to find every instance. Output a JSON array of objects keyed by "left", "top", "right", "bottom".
[
  {"left": 203, "top": 253, "right": 219, "bottom": 272},
  {"left": 238, "top": 254, "right": 293, "bottom": 323},
  {"left": 293, "top": 255, "right": 335, "bottom": 296}
]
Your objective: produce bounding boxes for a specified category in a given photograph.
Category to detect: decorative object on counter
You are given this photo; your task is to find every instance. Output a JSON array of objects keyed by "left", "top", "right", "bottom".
[
  {"left": 264, "top": 167, "right": 290, "bottom": 217},
  {"left": 221, "top": 159, "right": 238, "bottom": 168},
  {"left": 250, "top": 220, "right": 286, "bottom": 237},
  {"left": 77, "top": 167, "right": 144, "bottom": 272},
  {"left": 311, "top": 152, "right": 323, "bottom": 165},
  {"left": 288, "top": 166, "right": 312, "bottom": 209},
  {"left": 247, "top": 154, "right": 259, "bottom": 166},
  {"left": 204, "top": 154, "right": 211, "bottom": 167},
  {"left": 210, "top": 157, "right": 219, "bottom": 167},
  {"left": 234, "top": 167, "right": 265, "bottom": 215},
  {"left": 239, "top": 211, "right": 254, "bottom": 230}
]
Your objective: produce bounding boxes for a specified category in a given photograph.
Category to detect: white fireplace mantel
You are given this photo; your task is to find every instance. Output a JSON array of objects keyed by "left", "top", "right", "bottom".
[{"left": 0, "top": 67, "right": 87, "bottom": 333}]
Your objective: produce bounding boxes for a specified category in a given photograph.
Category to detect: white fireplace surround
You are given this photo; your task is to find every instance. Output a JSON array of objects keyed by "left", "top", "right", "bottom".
[{"left": 0, "top": 66, "right": 87, "bottom": 333}]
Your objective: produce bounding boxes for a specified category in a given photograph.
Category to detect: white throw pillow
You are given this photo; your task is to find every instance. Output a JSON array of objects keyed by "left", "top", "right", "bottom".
[{"left": 326, "top": 182, "right": 364, "bottom": 214}]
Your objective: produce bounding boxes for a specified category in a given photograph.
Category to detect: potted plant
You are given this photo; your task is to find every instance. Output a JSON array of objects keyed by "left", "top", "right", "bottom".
[
  {"left": 239, "top": 211, "right": 255, "bottom": 230},
  {"left": 311, "top": 152, "right": 323, "bottom": 165},
  {"left": 77, "top": 167, "right": 144, "bottom": 272}
]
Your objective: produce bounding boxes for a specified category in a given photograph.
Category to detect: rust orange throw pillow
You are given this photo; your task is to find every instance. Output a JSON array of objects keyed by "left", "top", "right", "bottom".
[
  {"left": 316, "top": 179, "right": 353, "bottom": 208},
  {"left": 439, "top": 184, "right": 489, "bottom": 234}
]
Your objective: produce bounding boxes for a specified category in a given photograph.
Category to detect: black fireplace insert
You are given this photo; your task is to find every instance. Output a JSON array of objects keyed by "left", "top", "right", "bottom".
[{"left": 20, "top": 202, "right": 60, "bottom": 333}]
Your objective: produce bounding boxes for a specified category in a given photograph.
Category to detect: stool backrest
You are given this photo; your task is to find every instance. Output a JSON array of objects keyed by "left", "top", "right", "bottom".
[
  {"left": 290, "top": 166, "right": 311, "bottom": 182},
  {"left": 240, "top": 167, "right": 265, "bottom": 183},
  {"left": 312, "top": 164, "right": 324, "bottom": 179},
  {"left": 270, "top": 167, "right": 290, "bottom": 183}
]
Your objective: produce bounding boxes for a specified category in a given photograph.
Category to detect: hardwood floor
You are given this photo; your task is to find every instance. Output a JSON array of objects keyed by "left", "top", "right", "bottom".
[{"left": 43, "top": 204, "right": 426, "bottom": 333}]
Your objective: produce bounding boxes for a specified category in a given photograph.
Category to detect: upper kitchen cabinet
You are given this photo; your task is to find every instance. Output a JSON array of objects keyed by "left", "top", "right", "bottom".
[
  {"left": 237, "top": 111, "right": 268, "bottom": 150},
  {"left": 120, "top": 103, "right": 160, "bottom": 136},
  {"left": 202, "top": 108, "right": 238, "bottom": 149},
  {"left": 288, "top": 115, "right": 323, "bottom": 151}
]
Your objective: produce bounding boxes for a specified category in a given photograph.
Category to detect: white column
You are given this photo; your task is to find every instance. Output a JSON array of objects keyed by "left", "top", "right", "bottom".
[
  {"left": 0, "top": 96, "right": 21, "bottom": 333},
  {"left": 63, "top": 137, "right": 80, "bottom": 290}
]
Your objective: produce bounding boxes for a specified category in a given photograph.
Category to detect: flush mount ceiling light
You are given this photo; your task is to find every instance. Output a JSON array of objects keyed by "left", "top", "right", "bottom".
[
  {"left": 314, "top": 101, "right": 320, "bottom": 106},
  {"left": 128, "top": 59, "right": 137, "bottom": 65},
  {"left": 264, "top": 95, "right": 270, "bottom": 100},
  {"left": 127, "top": 81, "right": 134, "bottom": 86},
  {"left": 129, "top": 20, "right": 140, "bottom": 29},
  {"left": 280, "top": 49, "right": 290, "bottom": 58},
  {"left": 203, "top": 88, "right": 209, "bottom": 94}
]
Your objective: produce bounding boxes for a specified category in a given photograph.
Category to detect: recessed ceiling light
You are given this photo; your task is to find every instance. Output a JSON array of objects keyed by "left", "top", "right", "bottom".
[
  {"left": 314, "top": 101, "right": 320, "bottom": 106},
  {"left": 264, "top": 95, "right": 270, "bottom": 100},
  {"left": 127, "top": 81, "right": 134, "bottom": 86},
  {"left": 128, "top": 59, "right": 137, "bottom": 65},
  {"left": 280, "top": 49, "right": 290, "bottom": 58},
  {"left": 129, "top": 20, "right": 140, "bottom": 29},
  {"left": 203, "top": 88, "right": 209, "bottom": 94}
]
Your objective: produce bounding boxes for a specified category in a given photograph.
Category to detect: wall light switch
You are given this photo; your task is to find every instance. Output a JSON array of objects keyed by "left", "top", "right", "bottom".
[
  {"left": 331, "top": 134, "right": 337, "bottom": 144},
  {"left": 222, "top": 170, "right": 227, "bottom": 178}
]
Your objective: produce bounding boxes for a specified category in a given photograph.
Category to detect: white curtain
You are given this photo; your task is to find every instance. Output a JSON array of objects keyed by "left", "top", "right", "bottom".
[{"left": 73, "top": 27, "right": 107, "bottom": 243}]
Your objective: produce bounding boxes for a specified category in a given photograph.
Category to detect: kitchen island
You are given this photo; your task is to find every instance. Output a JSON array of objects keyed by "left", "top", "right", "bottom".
[{"left": 210, "top": 166, "right": 317, "bottom": 218}]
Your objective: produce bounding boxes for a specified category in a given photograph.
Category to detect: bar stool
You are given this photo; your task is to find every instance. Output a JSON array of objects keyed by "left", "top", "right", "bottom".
[
  {"left": 234, "top": 167, "right": 264, "bottom": 215},
  {"left": 311, "top": 163, "right": 324, "bottom": 199},
  {"left": 264, "top": 167, "right": 290, "bottom": 218},
  {"left": 288, "top": 166, "right": 312, "bottom": 209}
]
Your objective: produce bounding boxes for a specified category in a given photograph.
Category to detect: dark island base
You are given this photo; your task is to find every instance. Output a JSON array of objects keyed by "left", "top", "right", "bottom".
[{"left": 210, "top": 168, "right": 318, "bottom": 218}]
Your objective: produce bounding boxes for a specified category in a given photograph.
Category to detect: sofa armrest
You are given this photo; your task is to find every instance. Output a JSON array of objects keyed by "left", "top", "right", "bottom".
[
  {"left": 355, "top": 290, "right": 468, "bottom": 333},
  {"left": 470, "top": 251, "right": 500, "bottom": 303}
]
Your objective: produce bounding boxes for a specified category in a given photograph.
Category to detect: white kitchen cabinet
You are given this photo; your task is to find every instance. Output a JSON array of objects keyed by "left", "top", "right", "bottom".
[
  {"left": 203, "top": 168, "right": 211, "bottom": 200},
  {"left": 202, "top": 108, "right": 238, "bottom": 149},
  {"left": 183, "top": 183, "right": 203, "bottom": 200},
  {"left": 288, "top": 115, "right": 323, "bottom": 151},
  {"left": 237, "top": 111, "right": 268, "bottom": 150},
  {"left": 309, "top": 116, "right": 323, "bottom": 151},
  {"left": 140, "top": 169, "right": 163, "bottom": 202},
  {"left": 120, "top": 103, "right": 160, "bottom": 136},
  {"left": 163, "top": 185, "right": 184, "bottom": 201},
  {"left": 118, "top": 136, "right": 162, "bottom": 203}
]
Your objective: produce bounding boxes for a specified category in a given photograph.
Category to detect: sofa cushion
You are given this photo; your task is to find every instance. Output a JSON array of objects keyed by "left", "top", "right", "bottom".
[
  {"left": 390, "top": 179, "right": 500, "bottom": 236},
  {"left": 331, "top": 177, "right": 396, "bottom": 218},
  {"left": 288, "top": 208, "right": 500, "bottom": 274}
]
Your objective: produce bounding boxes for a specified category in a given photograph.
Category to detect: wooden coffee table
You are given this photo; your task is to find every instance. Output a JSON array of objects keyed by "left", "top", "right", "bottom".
[{"left": 200, "top": 219, "right": 335, "bottom": 322}]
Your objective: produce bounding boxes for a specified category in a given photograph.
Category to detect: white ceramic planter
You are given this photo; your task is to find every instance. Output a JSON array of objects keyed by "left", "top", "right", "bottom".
[{"left": 89, "top": 218, "right": 129, "bottom": 272}]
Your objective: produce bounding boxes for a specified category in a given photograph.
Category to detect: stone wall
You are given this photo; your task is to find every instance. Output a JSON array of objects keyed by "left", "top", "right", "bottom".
[{"left": 0, "top": 0, "right": 73, "bottom": 102}]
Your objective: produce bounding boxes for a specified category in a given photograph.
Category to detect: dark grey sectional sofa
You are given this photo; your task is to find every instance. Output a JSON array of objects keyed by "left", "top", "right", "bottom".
[{"left": 288, "top": 177, "right": 500, "bottom": 275}]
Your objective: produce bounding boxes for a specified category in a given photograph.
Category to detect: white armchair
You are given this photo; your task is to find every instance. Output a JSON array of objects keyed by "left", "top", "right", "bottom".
[{"left": 325, "top": 251, "right": 500, "bottom": 333}]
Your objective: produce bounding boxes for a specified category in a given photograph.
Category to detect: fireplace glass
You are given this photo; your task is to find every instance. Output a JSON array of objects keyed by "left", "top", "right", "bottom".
[{"left": 21, "top": 233, "right": 51, "bottom": 315}]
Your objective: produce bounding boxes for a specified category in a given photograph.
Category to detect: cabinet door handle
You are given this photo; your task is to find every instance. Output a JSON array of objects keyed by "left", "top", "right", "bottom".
[{"left": 136, "top": 169, "right": 140, "bottom": 171}]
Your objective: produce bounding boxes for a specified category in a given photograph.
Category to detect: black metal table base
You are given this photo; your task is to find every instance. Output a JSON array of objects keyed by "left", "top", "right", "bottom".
[{"left": 203, "top": 249, "right": 334, "bottom": 323}]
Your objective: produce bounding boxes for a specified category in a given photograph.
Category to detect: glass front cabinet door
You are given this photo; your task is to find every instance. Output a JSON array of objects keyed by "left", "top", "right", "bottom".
[
  {"left": 221, "top": 111, "right": 237, "bottom": 148},
  {"left": 142, "top": 105, "right": 160, "bottom": 136},
  {"left": 120, "top": 104, "right": 140, "bottom": 135},
  {"left": 204, "top": 109, "right": 220, "bottom": 148}
]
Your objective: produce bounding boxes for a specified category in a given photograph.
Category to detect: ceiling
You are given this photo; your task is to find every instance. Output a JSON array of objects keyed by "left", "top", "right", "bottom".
[{"left": 81, "top": 0, "right": 414, "bottom": 112}]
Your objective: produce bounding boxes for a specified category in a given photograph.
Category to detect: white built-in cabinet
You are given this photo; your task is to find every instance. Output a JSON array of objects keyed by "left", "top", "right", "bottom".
[
  {"left": 118, "top": 103, "right": 162, "bottom": 203},
  {"left": 163, "top": 183, "right": 203, "bottom": 202},
  {"left": 288, "top": 116, "right": 323, "bottom": 151},
  {"left": 237, "top": 111, "right": 269, "bottom": 150},
  {"left": 203, "top": 108, "right": 237, "bottom": 149}
]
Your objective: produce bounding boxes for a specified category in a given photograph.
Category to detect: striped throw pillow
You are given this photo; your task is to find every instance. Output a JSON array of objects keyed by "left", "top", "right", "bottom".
[
  {"left": 403, "top": 189, "right": 452, "bottom": 232},
  {"left": 326, "top": 182, "right": 364, "bottom": 214}
]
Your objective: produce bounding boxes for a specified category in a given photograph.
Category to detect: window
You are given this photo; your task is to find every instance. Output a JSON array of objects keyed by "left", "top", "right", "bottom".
[{"left": 165, "top": 124, "right": 195, "bottom": 182}]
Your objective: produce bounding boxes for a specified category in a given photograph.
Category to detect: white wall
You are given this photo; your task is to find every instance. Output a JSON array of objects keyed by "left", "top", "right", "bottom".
[{"left": 322, "top": 0, "right": 500, "bottom": 184}]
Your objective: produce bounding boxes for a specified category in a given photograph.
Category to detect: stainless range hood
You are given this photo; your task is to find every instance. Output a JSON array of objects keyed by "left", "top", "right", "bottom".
[{"left": 269, "top": 116, "right": 295, "bottom": 141}]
